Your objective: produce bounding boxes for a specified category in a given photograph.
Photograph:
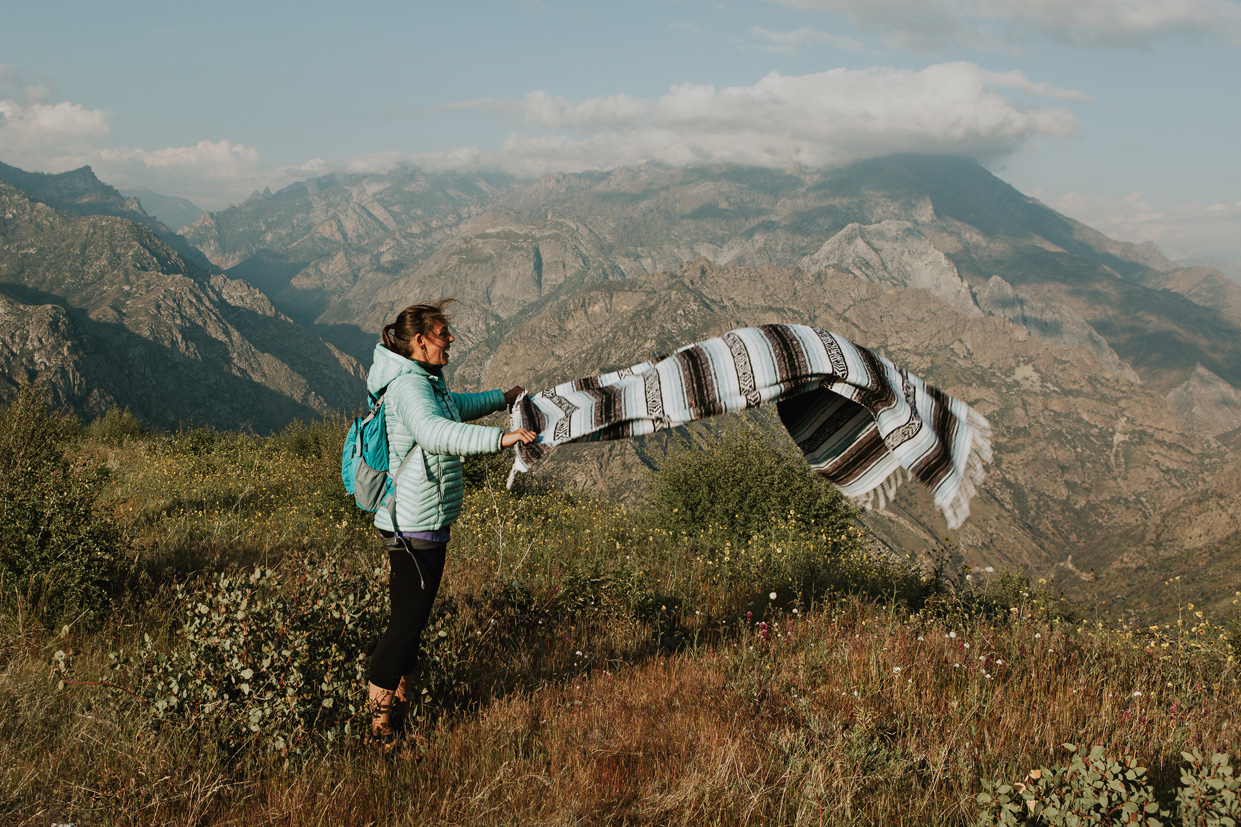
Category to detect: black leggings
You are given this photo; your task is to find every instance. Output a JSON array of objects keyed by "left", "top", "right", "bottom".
[{"left": 368, "top": 535, "right": 447, "bottom": 691}]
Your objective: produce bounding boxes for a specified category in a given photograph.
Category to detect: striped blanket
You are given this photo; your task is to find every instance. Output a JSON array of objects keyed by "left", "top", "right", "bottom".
[{"left": 507, "top": 324, "right": 992, "bottom": 530}]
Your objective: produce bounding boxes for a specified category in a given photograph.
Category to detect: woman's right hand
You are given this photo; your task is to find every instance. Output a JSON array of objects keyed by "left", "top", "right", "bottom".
[
  {"left": 503, "top": 386, "right": 526, "bottom": 408},
  {"left": 500, "top": 428, "right": 538, "bottom": 448}
]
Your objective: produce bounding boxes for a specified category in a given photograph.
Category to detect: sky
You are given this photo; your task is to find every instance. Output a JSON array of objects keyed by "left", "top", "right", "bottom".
[{"left": 1, "top": 0, "right": 1239, "bottom": 261}]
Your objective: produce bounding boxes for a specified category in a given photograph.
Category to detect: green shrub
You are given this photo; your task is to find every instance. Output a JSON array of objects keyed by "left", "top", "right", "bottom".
[
  {"left": 269, "top": 416, "right": 342, "bottom": 460},
  {"left": 968, "top": 569, "right": 1079, "bottom": 624},
  {"left": 977, "top": 744, "right": 1164, "bottom": 825},
  {"left": 157, "top": 423, "right": 226, "bottom": 457},
  {"left": 461, "top": 449, "right": 518, "bottom": 494},
  {"left": 978, "top": 744, "right": 1241, "bottom": 825},
  {"left": 645, "top": 420, "right": 860, "bottom": 545},
  {"left": 0, "top": 385, "right": 122, "bottom": 627},
  {"left": 1177, "top": 749, "right": 1241, "bottom": 825},
  {"left": 86, "top": 406, "right": 147, "bottom": 446},
  {"left": 108, "top": 555, "right": 468, "bottom": 754}
]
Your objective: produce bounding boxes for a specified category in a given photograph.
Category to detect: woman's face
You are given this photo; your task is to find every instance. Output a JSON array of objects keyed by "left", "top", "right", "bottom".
[{"left": 415, "top": 321, "right": 454, "bottom": 365}]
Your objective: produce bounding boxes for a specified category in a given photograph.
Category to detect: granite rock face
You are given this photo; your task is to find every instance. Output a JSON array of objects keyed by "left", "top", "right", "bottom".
[
  {"left": 1165, "top": 364, "right": 1241, "bottom": 437},
  {"left": 0, "top": 295, "right": 90, "bottom": 406},
  {"left": 801, "top": 220, "right": 981, "bottom": 316},
  {"left": 975, "top": 275, "right": 1139, "bottom": 383}
]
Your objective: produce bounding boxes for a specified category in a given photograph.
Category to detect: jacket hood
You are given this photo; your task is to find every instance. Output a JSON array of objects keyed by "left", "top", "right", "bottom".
[{"left": 366, "top": 342, "right": 435, "bottom": 395}]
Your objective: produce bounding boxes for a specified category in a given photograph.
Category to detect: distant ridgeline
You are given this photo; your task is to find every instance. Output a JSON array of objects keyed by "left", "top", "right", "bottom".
[{"left": 119, "top": 187, "right": 207, "bottom": 232}]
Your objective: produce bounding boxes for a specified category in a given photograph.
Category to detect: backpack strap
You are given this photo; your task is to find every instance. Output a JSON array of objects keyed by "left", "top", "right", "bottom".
[
  {"left": 377, "top": 374, "right": 419, "bottom": 534},
  {"left": 384, "top": 445, "right": 419, "bottom": 532}
]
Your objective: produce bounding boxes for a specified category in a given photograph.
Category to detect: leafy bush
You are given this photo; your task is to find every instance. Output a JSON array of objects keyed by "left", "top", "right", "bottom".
[
  {"left": 1177, "top": 749, "right": 1241, "bottom": 826},
  {"left": 461, "top": 449, "right": 518, "bottom": 494},
  {"left": 0, "top": 385, "right": 122, "bottom": 627},
  {"left": 157, "top": 423, "right": 226, "bottom": 457},
  {"left": 269, "top": 415, "right": 342, "bottom": 460},
  {"left": 645, "top": 420, "right": 860, "bottom": 545},
  {"left": 977, "top": 744, "right": 1165, "bottom": 825},
  {"left": 944, "top": 567, "right": 1079, "bottom": 625},
  {"left": 978, "top": 745, "right": 1241, "bottom": 825},
  {"left": 85, "top": 405, "right": 147, "bottom": 446},
  {"left": 109, "top": 559, "right": 393, "bottom": 753}
]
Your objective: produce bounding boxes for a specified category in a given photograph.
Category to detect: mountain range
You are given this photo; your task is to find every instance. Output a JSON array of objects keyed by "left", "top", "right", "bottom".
[
  {"left": 181, "top": 157, "right": 1241, "bottom": 412},
  {"left": 0, "top": 166, "right": 362, "bottom": 431},
  {"left": 5, "top": 153, "right": 1240, "bottom": 618}
]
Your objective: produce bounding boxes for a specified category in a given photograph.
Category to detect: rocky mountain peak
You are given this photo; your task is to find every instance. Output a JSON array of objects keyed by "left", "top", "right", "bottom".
[
  {"left": 801, "top": 220, "right": 980, "bottom": 316},
  {"left": 0, "top": 161, "right": 132, "bottom": 218},
  {"left": 1166, "top": 364, "right": 1241, "bottom": 437}
]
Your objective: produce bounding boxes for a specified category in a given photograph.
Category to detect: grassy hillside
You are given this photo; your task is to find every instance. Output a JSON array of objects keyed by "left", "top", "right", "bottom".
[{"left": 3, "top": 392, "right": 1240, "bottom": 826}]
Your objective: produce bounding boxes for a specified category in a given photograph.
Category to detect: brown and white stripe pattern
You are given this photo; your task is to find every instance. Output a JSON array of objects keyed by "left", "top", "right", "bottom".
[{"left": 508, "top": 324, "right": 992, "bottom": 530}]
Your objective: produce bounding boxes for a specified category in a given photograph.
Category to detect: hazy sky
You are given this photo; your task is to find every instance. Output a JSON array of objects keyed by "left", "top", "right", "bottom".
[{"left": 2, "top": 0, "right": 1238, "bottom": 260}]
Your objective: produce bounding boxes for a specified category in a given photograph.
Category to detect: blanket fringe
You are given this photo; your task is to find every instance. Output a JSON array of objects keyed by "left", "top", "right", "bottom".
[
  {"left": 852, "top": 465, "right": 910, "bottom": 515},
  {"left": 851, "top": 407, "right": 992, "bottom": 532},
  {"left": 938, "top": 408, "right": 993, "bottom": 531}
]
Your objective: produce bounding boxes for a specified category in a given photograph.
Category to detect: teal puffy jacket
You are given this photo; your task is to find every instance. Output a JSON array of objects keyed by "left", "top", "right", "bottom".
[{"left": 366, "top": 342, "right": 508, "bottom": 533}]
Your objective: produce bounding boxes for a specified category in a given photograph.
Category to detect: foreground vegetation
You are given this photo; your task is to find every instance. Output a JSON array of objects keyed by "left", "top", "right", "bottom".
[{"left": 2, "top": 388, "right": 1240, "bottom": 826}]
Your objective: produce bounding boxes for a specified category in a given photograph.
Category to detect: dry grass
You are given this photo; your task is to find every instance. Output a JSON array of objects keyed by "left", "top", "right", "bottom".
[{"left": 8, "top": 602, "right": 1239, "bottom": 826}]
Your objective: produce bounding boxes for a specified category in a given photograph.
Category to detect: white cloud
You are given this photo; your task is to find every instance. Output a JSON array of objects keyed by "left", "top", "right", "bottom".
[
  {"left": 85, "top": 139, "right": 286, "bottom": 206},
  {"left": 1, "top": 63, "right": 1086, "bottom": 213},
  {"left": 0, "top": 67, "right": 93, "bottom": 168},
  {"left": 767, "top": 0, "right": 1241, "bottom": 51},
  {"left": 1049, "top": 190, "right": 1241, "bottom": 260},
  {"left": 741, "top": 26, "right": 874, "bottom": 55},
  {"left": 100, "top": 140, "right": 260, "bottom": 178},
  {"left": 88, "top": 143, "right": 334, "bottom": 208},
  {"left": 435, "top": 97, "right": 517, "bottom": 114},
  {"left": 0, "top": 66, "right": 327, "bottom": 209},
  {"left": 0, "top": 98, "right": 110, "bottom": 166},
  {"left": 995, "top": 0, "right": 1241, "bottom": 47},
  {"left": 401, "top": 63, "right": 1078, "bottom": 179},
  {"left": 521, "top": 90, "right": 651, "bottom": 131}
]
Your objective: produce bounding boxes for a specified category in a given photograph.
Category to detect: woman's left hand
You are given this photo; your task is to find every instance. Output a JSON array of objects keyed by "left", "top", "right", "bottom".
[
  {"left": 503, "top": 386, "right": 525, "bottom": 408},
  {"left": 500, "top": 428, "right": 538, "bottom": 448}
]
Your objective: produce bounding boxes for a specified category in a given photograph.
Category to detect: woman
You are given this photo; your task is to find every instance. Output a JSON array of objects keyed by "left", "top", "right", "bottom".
[{"left": 364, "top": 300, "right": 535, "bottom": 742}]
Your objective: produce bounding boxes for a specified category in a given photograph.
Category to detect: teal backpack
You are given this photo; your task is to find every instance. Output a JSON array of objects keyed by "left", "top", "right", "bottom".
[{"left": 341, "top": 383, "right": 414, "bottom": 525}]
